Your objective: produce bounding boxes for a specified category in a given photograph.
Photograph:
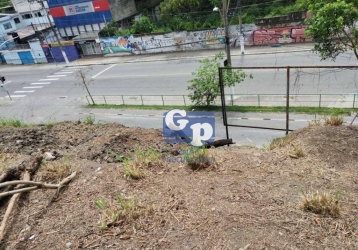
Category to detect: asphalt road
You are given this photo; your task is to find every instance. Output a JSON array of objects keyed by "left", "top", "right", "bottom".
[{"left": 0, "top": 49, "right": 357, "bottom": 147}]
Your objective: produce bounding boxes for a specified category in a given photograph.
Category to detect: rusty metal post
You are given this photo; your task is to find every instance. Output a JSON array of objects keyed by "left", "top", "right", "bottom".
[
  {"left": 219, "top": 68, "right": 229, "bottom": 141},
  {"left": 286, "top": 66, "right": 290, "bottom": 135}
]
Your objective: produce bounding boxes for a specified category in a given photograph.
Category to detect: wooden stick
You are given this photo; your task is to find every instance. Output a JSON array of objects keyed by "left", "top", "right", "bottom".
[
  {"left": 0, "top": 172, "right": 77, "bottom": 199},
  {"left": 0, "top": 180, "right": 59, "bottom": 189},
  {"left": 52, "top": 172, "right": 77, "bottom": 201},
  {"left": 350, "top": 113, "right": 357, "bottom": 126},
  {"left": 0, "top": 171, "right": 30, "bottom": 242},
  {"left": 0, "top": 186, "right": 39, "bottom": 198}
]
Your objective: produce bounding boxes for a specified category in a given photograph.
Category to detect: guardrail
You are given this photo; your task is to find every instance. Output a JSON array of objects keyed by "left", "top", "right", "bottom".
[{"left": 86, "top": 94, "right": 358, "bottom": 108}]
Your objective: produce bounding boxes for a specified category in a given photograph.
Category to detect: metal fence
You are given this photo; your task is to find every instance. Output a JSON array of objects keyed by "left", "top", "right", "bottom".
[{"left": 86, "top": 93, "right": 358, "bottom": 108}]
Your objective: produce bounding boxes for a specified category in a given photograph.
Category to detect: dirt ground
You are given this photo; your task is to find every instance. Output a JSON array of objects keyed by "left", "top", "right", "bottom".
[{"left": 0, "top": 121, "right": 357, "bottom": 250}]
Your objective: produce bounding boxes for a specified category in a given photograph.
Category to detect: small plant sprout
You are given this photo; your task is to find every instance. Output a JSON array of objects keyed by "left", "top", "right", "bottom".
[
  {"left": 74, "top": 66, "right": 96, "bottom": 105},
  {"left": 83, "top": 114, "right": 95, "bottom": 125},
  {"left": 300, "top": 187, "right": 340, "bottom": 218},
  {"left": 184, "top": 145, "right": 214, "bottom": 170}
]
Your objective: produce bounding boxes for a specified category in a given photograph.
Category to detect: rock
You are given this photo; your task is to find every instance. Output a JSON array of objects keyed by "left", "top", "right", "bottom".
[
  {"left": 28, "top": 235, "right": 35, "bottom": 240},
  {"left": 65, "top": 242, "right": 72, "bottom": 248},
  {"left": 43, "top": 152, "right": 55, "bottom": 161},
  {"left": 16, "top": 140, "right": 23, "bottom": 144}
]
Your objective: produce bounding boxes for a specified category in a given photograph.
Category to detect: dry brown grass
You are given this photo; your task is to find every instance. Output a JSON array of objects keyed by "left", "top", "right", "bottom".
[
  {"left": 324, "top": 116, "right": 343, "bottom": 126},
  {"left": 37, "top": 157, "right": 72, "bottom": 182},
  {"left": 301, "top": 190, "right": 340, "bottom": 217},
  {"left": 291, "top": 144, "right": 304, "bottom": 158},
  {"left": 308, "top": 119, "right": 322, "bottom": 127},
  {"left": 94, "top": 194, "right": 153, "bottom": 229},
  {"left": 123, "top": 146, "right": 162, "bottom": 179},
  {"left": 268, "top": 134, "right": 293, "bottom": 150}
]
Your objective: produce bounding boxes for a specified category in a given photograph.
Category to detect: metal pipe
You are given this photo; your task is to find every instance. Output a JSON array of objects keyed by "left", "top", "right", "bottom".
[{"left": 286, "top": 66, "right": 290, "bottom": 135}]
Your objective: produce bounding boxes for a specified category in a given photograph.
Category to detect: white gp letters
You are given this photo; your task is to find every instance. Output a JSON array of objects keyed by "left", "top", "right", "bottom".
[{"left": 165, "top": 109, "right": 214, "bottom": 147}]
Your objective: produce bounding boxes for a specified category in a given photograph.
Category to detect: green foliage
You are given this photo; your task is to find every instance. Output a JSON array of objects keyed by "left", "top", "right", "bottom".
[
  {"left": 83, "top": 114, "right": 95, "bottom": 125},
  {"left": 100, "top": 20, "right": 119, "bottom": 37},
  {"left": 304, "top": 0, "right": 358, "bottom": 60},
  {"left": 131, "top": 16, "right": 154, "bottom": 34},
  {"left": 0, "top": 117, "right": 29, "bottom": 128},
  {"left": 187, "top": 52, "right": 249, "bottom": 106}
]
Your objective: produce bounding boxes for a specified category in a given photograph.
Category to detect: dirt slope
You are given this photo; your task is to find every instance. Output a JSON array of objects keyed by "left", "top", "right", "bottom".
[{"left": 0, "top": 122, "right": 357, "bottom": 250}]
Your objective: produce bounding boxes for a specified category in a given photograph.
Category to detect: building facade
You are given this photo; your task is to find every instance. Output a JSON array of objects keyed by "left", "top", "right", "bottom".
[
  {"left": 48, "top": 0, "right": 111, "bottom": 39},
  {"left": 48, "top": 0, "right": 112, "bottom": 55}
]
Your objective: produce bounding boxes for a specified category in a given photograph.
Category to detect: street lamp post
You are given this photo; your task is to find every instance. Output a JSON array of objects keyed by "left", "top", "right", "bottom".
[{"left": 214, "top": 0, "right": 235, "bottom": 103}]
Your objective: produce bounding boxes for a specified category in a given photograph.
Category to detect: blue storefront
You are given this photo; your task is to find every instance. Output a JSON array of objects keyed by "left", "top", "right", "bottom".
[{"left": 48, "top": 0, "right": 112, "bottom": 55}]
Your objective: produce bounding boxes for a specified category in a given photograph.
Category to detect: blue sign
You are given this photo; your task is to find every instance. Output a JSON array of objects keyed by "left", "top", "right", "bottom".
[{"left": 163, "top": 109, "right": 215, "bottom": 146}]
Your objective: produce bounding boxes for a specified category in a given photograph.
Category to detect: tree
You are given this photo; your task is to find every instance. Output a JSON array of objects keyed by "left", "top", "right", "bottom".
[
  {"left": 187, "top": 52, "right": 249, "bottom": 106},
  {"left": 74, "top": 67, "right": 96, "bottom": 105},
  {"left": 304, "top": 0, "right": 358, "bottom": 60},
  {"left": 99, "top": 20, "right": 120, "bottom": 37},
  {"left": 131, "top": 16, "right": 154, "bottom": 34}
]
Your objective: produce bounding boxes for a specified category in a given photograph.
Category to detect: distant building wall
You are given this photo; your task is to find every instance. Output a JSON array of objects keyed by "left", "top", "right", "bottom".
[
  {"left": 99, "top": 23, "right": 311, "bottom": 55},
  {"left": 2, "top": 50, "right": 22, "bottom": 64},
  {"left": 108, "top": 0, "right": 137, "bottom": 21},
  {"left": 48, "top": 0, "right": 112, "bottom": 39},
  {"left": 29, "top": 40, "right": 47, "bottom": 63}
]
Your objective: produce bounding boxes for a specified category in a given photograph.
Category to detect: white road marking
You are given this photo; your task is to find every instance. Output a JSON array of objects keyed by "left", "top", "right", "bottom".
[
  {"left": 14, "top": 90, "right": 35, "bottom": 93},
  {"left": 31, "top": 82, "right": 50, "bottom": 85},
  {"left": 39, "top": 79, "right": 58, "bottom": 81},
  {"left": 57, "top": 72, "right": 72, "bottom": 74},
  {"left": 67, "top": 66, "right": 85, "bottom": 69},
  {"left": 92, "top": 64, "right": 117, "bottom": 79},
  {"left": 3, "top": 81, "right": 11, "bottom": 85},
  {"left": 48, "top": 75, "right": 66, "bottom": 77},
  {"left": 6, "top": 95, "right": 26, "bottom": 98},
  {"left": 23, "top": 86, "right": 43, "bottom": 89}
]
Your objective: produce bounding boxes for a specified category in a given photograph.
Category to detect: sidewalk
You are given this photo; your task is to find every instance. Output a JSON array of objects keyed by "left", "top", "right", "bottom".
[{"left": 70, "top": 42, "right": 314, "bottom": 66}]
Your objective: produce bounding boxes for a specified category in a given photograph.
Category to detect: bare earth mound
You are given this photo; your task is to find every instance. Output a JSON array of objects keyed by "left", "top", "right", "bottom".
[{"left": 0, "top": 122, "right": 357, "bottom": 250}]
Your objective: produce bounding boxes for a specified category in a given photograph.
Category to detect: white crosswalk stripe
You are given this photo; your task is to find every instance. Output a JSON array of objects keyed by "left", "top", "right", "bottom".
[
  {"left": 23, "top": 86, "right": 43, "bottom": 89},
  {"left": 31, "top": 82, "right": 50, "bottom": 85},
  {"left": 39, "top": 79, "right": 58, "bottom": 81},
  {"left": 6, "top": 95, "right": 26, "bottom": 98},
  {"left": 14, "top": 90, "right": 35, "bottom": 93}
]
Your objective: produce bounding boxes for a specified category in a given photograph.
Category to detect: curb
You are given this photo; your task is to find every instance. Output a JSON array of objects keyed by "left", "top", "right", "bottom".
[{"left": 67, "top": 48, "right": 313, "bottom": 67}]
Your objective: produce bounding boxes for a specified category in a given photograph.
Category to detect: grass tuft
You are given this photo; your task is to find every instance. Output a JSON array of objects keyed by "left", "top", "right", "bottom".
[
  {"left": 37, "top": 157, "right": 72, "bottom": 182},
  {"left": 308, "top": 119, "right": 321, "bottom": 127},
  {"left": 300, "top": 189, "right": 340, "bottom": 217},
  {"left": 268, "top": 134, "right": 293, "bottom": 150},
  {"left": 94, "top": 194, "right": 153, "bottom": 229},
  {"left": 291, "top": 144, "right": 304, "bottom": 158},
  {"left": 183, "top": 145, "right": 215, "bottom": 170},
  {"left": 0, "top": 117, "right": 30, "bottom": 128},
  {"left": 83, "top": 114, "right": 95, "bottom": 125},
  {"left": 324, "top": 116, "right": 343, "bottom": 126},
  {"left": 123, "top": 146, "right": 162, "bottom": 179}
]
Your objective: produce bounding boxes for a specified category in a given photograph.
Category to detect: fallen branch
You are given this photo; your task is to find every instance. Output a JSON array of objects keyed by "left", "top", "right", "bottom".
[
  {"left": 0, "top": 172, "right": 77, "bottom": 199},
  {"left": 204, "top": 138, "right": 235, "bottom": 148},
  {"left": 0, "top": 171, "right": 30, "bottom": 242},
  {"left": 0, "top": 180, "right": 59, "bottom": 189},
  {"left": 52, "top": 171, "right": 77, "bottom": 201}
]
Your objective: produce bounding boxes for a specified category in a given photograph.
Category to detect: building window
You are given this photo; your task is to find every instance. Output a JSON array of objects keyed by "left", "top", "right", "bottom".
[
  {"left": 3, "top": 22, "right": 12, "bottom": 30},
  {"left": 22, "top": 14, "right": 33, "bottom": 19},
  {"left": 34, "top": 12, "right": 42, "bottom": 17},
  {"left": 14, "top": 18, "right": 20, "bottom": 24}
]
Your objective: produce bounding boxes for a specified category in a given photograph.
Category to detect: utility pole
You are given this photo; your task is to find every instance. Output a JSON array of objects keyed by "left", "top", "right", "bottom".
[
  {"left": 28, "top": 0, "right": 70, "bottom": 65},
  {"left": 221, "top": 0, "right": 234, "bottom": 102},
  {"left": 238, "top": 0, "right": 244, "bottom": 54}
]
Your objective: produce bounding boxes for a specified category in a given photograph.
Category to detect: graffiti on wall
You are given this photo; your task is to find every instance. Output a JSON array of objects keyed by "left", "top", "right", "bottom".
[
  {"left": 248, "top": 26, "right": 310, "bottom": 45},
  {"left": 99, "top": 25, "right": 310, "bottom": 55},
  {"left": 99, "top": 28, "right": 231, "bottom": 55}
]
